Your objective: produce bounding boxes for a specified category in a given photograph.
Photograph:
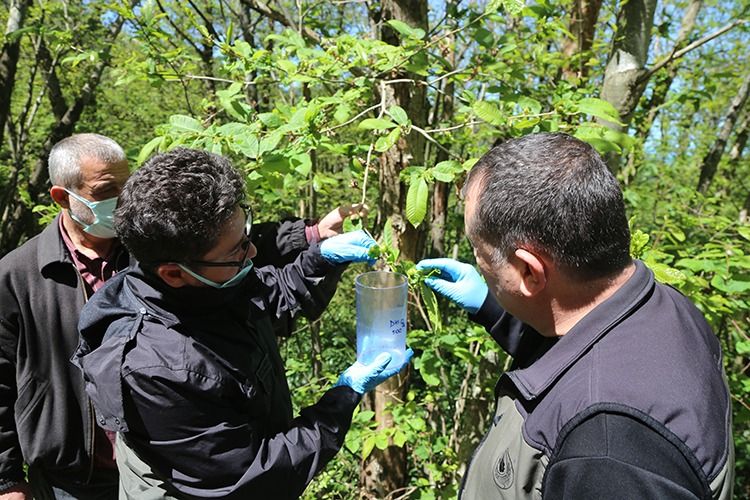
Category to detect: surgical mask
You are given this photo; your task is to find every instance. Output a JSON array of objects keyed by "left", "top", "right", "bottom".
[
  {"left": 177, "top": 260, "right": 254, "bottom": 289},
  {"left": 65, "top": 189, "right": 118, "bottom": 239}
]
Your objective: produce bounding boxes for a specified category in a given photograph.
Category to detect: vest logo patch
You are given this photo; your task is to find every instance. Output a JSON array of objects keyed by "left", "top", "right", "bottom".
[{"left": 493, "top": 450, "right": 514, "bottom": 489}]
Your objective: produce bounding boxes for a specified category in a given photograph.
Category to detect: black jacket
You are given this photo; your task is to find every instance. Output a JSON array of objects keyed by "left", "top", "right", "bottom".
[
  {"left": 73, "top": 245, "right": 360, "bottom": 499},
  {"left": 0, "top": 215, "right": 315, "bottom": 491},
  {"left": 459, "top": 260, "right": 734, "bottom": 499}
]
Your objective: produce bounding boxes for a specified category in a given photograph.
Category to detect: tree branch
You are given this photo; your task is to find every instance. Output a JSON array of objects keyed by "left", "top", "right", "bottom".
[
  {"left": 641, "top": 18, "right": 747, "bottom": 83},
  {"left": 238, "top": 0, "right": 321, "bottom": 45}
]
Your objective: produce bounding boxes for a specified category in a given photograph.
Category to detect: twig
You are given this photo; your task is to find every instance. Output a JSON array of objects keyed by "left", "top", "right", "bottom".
[
  {"left": 322, "top": 104, "right": 381, "bottom": 133},
  {"left": 641, "top": 19, "right": 748, "bottom": 83},
  {"left": 410, "top": 124, "right": 460, "bottom": 159}
]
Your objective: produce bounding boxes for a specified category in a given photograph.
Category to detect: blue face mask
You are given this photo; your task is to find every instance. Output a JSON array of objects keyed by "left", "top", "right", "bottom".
[
  {"left": 177, "top": 260, "right": 254, "bottom": 289},
  {"left": 65, "top": 189, "right": 118, "bottom": 239}
]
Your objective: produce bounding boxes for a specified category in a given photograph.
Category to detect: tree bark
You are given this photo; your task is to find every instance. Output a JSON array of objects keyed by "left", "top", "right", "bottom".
[
  {"left": 0, "top": 0, "right": 32, "bottom": 149},
  {"left": 560, "top": 0, "right": 603, "bottom": 81},
  {"left": 697, "top": 74, "right": 750, "bottom": 193},
  {"left": 360, "top": 0, "right": 428, "bottom": 496},
  {"left": 600, "top": 0, "right": 658, "bottom": 132}
]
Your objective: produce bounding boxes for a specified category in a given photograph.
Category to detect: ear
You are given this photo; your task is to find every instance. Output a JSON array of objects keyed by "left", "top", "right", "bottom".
[
  {"left": 155, "top": 263, "right": 192, "bottom": 288},
  {"left": 513, "top": 248, "right": 548, "bottom": 297},
  {"left": 49, "top": 186, "right": 70, "bottom": 208}
]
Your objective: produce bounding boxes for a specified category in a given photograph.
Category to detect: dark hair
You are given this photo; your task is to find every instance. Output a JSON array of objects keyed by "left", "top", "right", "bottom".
[
  {"left": 115, "top": 148, "right": 245, "bottom": 267},
  {"left": 464, "top": 132, "right": 631, "bottom": 281}
]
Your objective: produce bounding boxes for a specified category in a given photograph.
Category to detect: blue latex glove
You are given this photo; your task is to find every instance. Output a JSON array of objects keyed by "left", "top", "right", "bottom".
[
  {"left": 416, "top": 258, "right": 488, "bottom": 313},
  {"left": 320, "top": 229, "right": 377, "bottom": 265},
  {"left": 335, "top": 348, "right": 414, "bottom": 395}
]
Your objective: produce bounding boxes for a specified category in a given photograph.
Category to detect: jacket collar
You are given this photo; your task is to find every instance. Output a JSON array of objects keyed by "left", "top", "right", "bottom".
[
  {"left": 123, "top": 263, "right": 267, "bottom": 329},
  {"left": 506, "top": 260, "right": 654, "bottom": 400},
  {"left": 37, "top": 214, "right": 73, "bottom": 272}
]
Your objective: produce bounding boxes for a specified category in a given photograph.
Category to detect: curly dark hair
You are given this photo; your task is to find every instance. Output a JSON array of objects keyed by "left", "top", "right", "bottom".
[
  {"left": 115, "top": 147, "right": 245, "bottom": 267},
  {"left": 464, "top": 133, "right": 631, "bottom": 282}
]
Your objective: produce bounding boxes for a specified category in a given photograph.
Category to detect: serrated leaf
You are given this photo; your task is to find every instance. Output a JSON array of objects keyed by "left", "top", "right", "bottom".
[
  {"left": 431, "top": 160, "right": 460, "bottom": 182},
  {"left": 235, "top": 134, "right": 260, "bottom": 159},
  {"left": 406, "top": 176, "right": 429, "bottom": 227},
  {"left": 472, "top": 101, "right": 503, "bottom": 126},
  {"left": 358, "top": 118, "right": 398, "bottom": 130},
  {"left": 388, "top": 105, "right": 409, "bottom": 126},
  {"left": 382, "top": 218, "right": 394, "bottom": 249},
  {"left": 169, "top": 115, "right": 203, "bottom": 133},
  {"left": 648, "top": 262, "right": 687, "bottom": 285}
]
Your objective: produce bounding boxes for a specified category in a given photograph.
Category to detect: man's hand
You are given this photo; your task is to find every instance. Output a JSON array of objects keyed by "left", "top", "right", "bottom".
[
  {"left": 316, "top": 204, "right": 369, "bottom": 239},
  {"left": 0, "top": 482, "right": 31, "bottom": 500},
  {"left": 416, "top": 258, "right": 488, "bottom": 313},
  {"left": 320, "top": 230, "right": 377, "bottom": 265},
  {"left": 335, "top": 349, "right": 414, "bottom": 395}
]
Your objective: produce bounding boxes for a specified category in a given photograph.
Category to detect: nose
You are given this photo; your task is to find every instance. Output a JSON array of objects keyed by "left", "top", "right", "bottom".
[{"left": 247, "top": 242, "right": 258, "bottom": 260}]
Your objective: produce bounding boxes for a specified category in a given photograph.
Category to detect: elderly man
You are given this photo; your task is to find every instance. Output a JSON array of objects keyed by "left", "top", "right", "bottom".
[
  {"left": 0, "top": 135, "right": 368, "bottom": 499},
  {"left": 418, "top": 133, "right": 734, "bottom": 499},
  {"left": 72, "top": 147, "right": 411, "bottom": 498}
]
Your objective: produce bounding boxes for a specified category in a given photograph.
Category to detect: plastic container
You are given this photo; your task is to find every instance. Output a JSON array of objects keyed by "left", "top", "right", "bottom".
[{"left": 355, "top": 271, "right": 407, "bottom": 370}]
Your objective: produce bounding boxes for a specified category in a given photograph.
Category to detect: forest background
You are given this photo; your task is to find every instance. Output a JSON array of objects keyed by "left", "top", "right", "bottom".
[{"left": 1, "top": 0, "right": 749, "bottom": 497}]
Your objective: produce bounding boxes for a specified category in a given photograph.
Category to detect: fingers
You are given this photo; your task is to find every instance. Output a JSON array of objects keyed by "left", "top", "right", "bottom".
[
  {"left": 416, "top": 258, "right": 464, "bottom": 281},
  {"left": 368, "top": 352, "right": 392, "bottom": 373}
]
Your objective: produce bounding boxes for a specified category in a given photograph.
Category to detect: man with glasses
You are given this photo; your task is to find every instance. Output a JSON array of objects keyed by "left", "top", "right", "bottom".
[
  {"left": 72, "top": 147, "right": 412, "bottom": 498},
  {"left": 0, "top": 135, "right": 372, "bottom": 500}
]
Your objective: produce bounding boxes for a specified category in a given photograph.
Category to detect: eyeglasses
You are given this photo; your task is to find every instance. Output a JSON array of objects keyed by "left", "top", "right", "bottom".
[{"left": 184, "top": 206, "right": 253, "bottom": 270}]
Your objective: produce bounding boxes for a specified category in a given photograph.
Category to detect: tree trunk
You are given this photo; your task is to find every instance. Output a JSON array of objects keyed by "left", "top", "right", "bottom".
[
  {"left": 0, "top": 14, "right": 128, "bottom": 255},
  {"left": 361, "top": 0, "right": 428, "bottom": 496},
  {"left": 560, "top": 0, "right": 603, "bottom": 81},
  {"left": 697, "top": 74, "right": 750, "bottom": 193},
  {"left": 0, "top": 0, "right": 32, "bottom": 148},
  {"left": 600, "top": 0, "right": 658, "bottom": 133}
]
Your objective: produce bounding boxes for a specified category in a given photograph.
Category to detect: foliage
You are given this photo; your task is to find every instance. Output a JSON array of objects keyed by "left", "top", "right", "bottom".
[{"left": 1, "top": 0, "right": 749, "bottom": 495}]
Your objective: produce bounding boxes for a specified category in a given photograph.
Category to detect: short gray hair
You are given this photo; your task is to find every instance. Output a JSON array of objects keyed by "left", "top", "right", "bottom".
[{"left": 48, "top": 133, "right": 126, "bottom": 188}]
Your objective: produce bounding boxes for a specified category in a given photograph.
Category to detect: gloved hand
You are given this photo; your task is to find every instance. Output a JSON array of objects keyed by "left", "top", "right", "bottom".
[
  {"left": 416, "top": 258, "right": 488, "bottom": 313},
  {"left": 335, "top": 348, "right": 414, "bottom": 395},
  {"left": 320, "top": 229, "right": 377, "bottom": 265}
]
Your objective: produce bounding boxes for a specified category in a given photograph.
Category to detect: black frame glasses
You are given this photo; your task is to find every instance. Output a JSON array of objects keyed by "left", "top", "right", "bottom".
[{"left": 184, "top": 205, "right": 253, "bottom": 269}]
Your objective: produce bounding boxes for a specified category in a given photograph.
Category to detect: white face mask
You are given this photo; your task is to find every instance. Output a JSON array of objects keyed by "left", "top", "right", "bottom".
[{"left": 65, "top": 189, "right": 118, "bottom": 239}]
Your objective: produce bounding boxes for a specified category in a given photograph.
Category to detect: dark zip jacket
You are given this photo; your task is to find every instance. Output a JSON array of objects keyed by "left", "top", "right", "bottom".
[
  {"left": 73, "top": 244, "right": 360, "bottom": 499},
  {"left": 459, "top": 260, "right": 734, "bottom": 499},
  {"left": 0, "top": 214, "right": 315, "bottom": 492}
]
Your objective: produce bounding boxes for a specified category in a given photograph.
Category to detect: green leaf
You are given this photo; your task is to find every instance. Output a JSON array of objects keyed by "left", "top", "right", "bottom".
[
  {"left": 577, "top": 97, "right": 622, "bottom": 124},
  {"left": 737, "top": 226, "right": 750, "bottom": 242},
  {"left": 382, "top": 218, "right": 395, "bottom": 249},
  {"left": 417, "top": 351, "right": 441, "bottom": 386},
  {"left": 629, "top": 229, "right": 650, "bottom": 258},
  {"left": 362, "top": 436, "right": 376, "bottom": 459},
  {"left": 647, "top": 262, "right": 687, "bottom": 285},
  {"left": 388, "top": 105, "right": 410, "bottom": 126},
  {"left": 137, "top": 136, "right": 163, "bottom": 165},
  {"left": 431, "top": 160, "right": 461, "bottom": 182},
  {"left": 405, "top": 176, "right": 429, "bottom": 227},
  {"left": 472, "top": 101, "right": 503, "bottom": 126},
  {"left": 393, "top": 430, "right": 407, "bottom": 447},
  {"left": 711, "top": 274, "right": 750, "bottom": 294},
  {"left": 386, "top": 19, "right": 426, "bottom": 40},
  {"left": 234, "top": 134, "right": 260, "bottom": 159},
  {"left": 374, "top": 128, "right": 401, "bottom": 152},
  {"left": 169, "top": 115, "right": 203, "bottom": 134},
  {"left": 374, "top": 432, "right": 389, "bottom": 450},
  {"left": 420, "top": 283, "right": 442, "bottom": 332},
  {"left": 487, "top": 0, "right": 525, "bottom": 15},
  {"left": 358, "top": 118, "right": 398, "bottom": 130}
]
